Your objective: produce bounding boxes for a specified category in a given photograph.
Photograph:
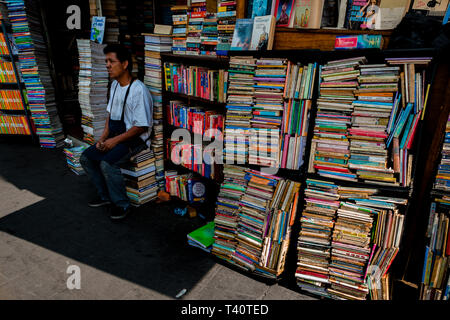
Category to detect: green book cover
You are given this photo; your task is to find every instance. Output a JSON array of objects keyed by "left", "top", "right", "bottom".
[{"left": 187, "top": 221, "right": 215, "bottom": 248}]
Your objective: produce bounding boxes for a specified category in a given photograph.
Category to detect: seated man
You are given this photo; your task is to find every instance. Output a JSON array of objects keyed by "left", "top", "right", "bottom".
[{"left": 80, "top": 43, "right": 153, "bottom": 220}]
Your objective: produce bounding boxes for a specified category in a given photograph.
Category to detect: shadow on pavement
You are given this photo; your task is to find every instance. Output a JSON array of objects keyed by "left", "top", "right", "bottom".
[{"left": 0, "top": 139, "right": 216, "bottom": 298}]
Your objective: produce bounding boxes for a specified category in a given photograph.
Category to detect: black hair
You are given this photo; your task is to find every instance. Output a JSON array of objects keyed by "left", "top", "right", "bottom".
[{"left": 103, "top": 43, "right": 133, "bottom": 73}]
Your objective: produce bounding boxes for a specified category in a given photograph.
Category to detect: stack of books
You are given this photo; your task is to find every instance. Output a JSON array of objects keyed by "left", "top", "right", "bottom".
[
  {"left": 63, "top": 146, "right": 88, "bottom": 175},
  {"left": 224, "top": 56, "right": 256, "bottom": 165},
  {"left": 142, "top": 0, "right": 155, "bottom": 33},
  {"left": 6, "top": 0, "right": 64, "bottom": 148},
  {"left": 258, "top": 176, "right": 301, "bottom": 278},
  {"left": 76, "top": 39, "right": 109, "bottom": 145},
  {"left": 121, "top": 149, "right": 158, "bottom": 206},
  {"left": 363, "top": 197, "right": 407, "bottom": 299},
  {"left": 102, "top": 0, "right": 120, "bottom": 44},
  {"left": 421, "top": 193, "right": 450, "bottom": 300},
  {"left": 0, "top": 114, "right": 32, "bottom": 135},
  {"left": 385, "top": 57, "right": 433, "bottom": 186},
  {"left": 295, "top": 179, "right": 340, "bottom": 299},
  {"left": 349, "top": 63, "right": 401, "bottom": 186},
  {"left": 309, "top": 56, "right": 367, "bottom": 181},
  {"left": 186, "top": 1, "right": 206, "bottom": 56},
  {"left": 144, "top": 33, "right": 172, "bottom": 191},
  {"left": 0, "top": 61, "right": 16, "bottom": 82},
  {"left": 171, "top": 5, "right": 189, "bottom": 55},
  {"left": 0, "top": 89, "right": 24, "bottom": 110},
  {"left": 200, "top": 13, "right": 218, "bottom": 55},
  {"left": 212, "top": 165, "right": 248, "bottom": 262},
  {"left": 213, "top": 166, "right": 301, "bottom": 279},
  {"left": 296, "top": 177, "right": 409, "bottom": 300},
  {"left": 232, "top": 170, "right": 280, "bottom": 272},
  {"left": 281, "top": 62, "right": 317, "bottom": 170},
  {"left": 0, "top": 32, "right": 9, "bottom": 54},
  {"left": 433, "top": 115, "right": 450, "bottom": 191},
  {"left": 216, "top": 0, "right": 236, "bottom": 52},
  {"left": 328, "top": 201, "right": 375, "bottom": 300},
  {"left": 249, "top": 58, "right": 288, "bottom": 168}
]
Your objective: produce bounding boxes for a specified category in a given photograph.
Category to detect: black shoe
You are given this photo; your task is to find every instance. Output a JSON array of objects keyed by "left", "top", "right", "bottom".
[
  {"left": 110, "top": 205, "right": 131, "bottom": 220},
  {"left": 88, "top": 197, "right": 111, "bottom": 208}
]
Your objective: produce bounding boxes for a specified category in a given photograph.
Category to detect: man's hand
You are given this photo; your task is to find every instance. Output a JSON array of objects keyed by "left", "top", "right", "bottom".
[
  {"left": 101, "top": 137, "right": 119, "bottom": 152},
  {"left": 96, "top": 139, "right": 106, "bottom": 151}
]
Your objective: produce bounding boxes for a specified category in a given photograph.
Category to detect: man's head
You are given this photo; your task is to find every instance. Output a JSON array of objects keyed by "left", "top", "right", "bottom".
[{"left": 103, "top": 44, "right": 132, "bottom": 79}]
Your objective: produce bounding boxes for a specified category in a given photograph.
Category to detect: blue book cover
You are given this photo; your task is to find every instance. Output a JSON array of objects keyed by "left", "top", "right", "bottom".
[
  {"left": 231, "top": 19, "right": 254, "bottom": 50},
  {"left": 90, "top": 16, "right": 106, "bottom": 44},
  {"left": 444, "top": 3, "right": 450, "bottom": 24},
  {"left": 251, "top": 0, "right": 270, "bottom": 18},
  {"left": 400, "top": 113, "right": 414, "bottom": 150}
]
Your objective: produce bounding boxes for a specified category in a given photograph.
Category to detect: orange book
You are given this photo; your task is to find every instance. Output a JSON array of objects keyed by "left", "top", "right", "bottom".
[{"left": 289, "top": 191, "right": 300, "bottom": 226}]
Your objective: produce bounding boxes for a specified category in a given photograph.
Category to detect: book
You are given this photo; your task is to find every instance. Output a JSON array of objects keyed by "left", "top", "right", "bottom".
[
  {"left": 250, "top": 0, "right": 272, "bottom": 18},
  {"left": 187, "top": 221, "right": 215, "bottom": 249},
  {"left": 154, "top": 24, "right": 173, "bottom": 35},
  {"left": 275, "top": 0, "right": 295, "bottom": 27},
  {"left": 337, "top": 0, "right": 349, "bottom": 28},
  {"left": 376, "top": 0, "right": 410, "bottom": 30},
  {"left": 291, "top": 0, "right": 325, "bottom": 28},
  {"left": 249, "top": 15, "right": 276, "bottom": 50},
  {"left": 321, "top": 0, "right": 340, "bottom": 28},
  {"left": 335, "top": 35, "right": 383, "bottom": 49},
  {"left": 231, "top": 19, "right": 254, "bottom": 50},
  {"left": 90, "top": 16, "right": 106, "bottom": 44}
]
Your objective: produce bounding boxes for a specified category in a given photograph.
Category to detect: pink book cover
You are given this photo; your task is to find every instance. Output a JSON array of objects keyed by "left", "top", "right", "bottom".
[
  {"left": 275, "top": 0, "right": 295, "bottom": 27},
  {"left": 281, "top": 134, "right": 290, "bottom": 168}
]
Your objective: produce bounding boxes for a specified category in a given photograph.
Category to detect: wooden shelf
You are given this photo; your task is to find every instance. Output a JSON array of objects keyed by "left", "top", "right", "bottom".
[
  {"left": 164, "top": 159, "right": 222, "bottom": 185},
  {"left": 306, "top": 172, "right": 412, "bottom": 196},
  {"left": 0, "top": 82, "right": 23, "bottom": 86},
  {"left": 162, "top": 90, "right": 227, "bottom": 109},
  {"left": 0, "top": 108, "right": 26, "bottom": 114},
  {"left": 160, "top": 52, "right": 229, "bottom": 67},
  {"left": 0, "top": 132, "right": 32, "bottom": 137},
  {"left": 273, "top": 27, "right": 393, "bottom": 51}
]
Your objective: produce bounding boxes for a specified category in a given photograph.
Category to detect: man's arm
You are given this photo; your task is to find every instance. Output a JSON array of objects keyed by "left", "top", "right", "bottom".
[{"left": 96, "top": 117, "right": 110, "bottom": 150}]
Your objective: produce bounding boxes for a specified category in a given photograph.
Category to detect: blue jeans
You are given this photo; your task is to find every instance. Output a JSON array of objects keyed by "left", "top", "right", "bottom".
[{"left": 80, "top": 144, "right": 131, "bottom": 209}]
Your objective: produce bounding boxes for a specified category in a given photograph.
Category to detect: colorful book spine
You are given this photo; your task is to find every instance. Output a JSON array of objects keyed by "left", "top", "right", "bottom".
[{"left": 163, "top": 62, "right": 227, "bottom": 102}]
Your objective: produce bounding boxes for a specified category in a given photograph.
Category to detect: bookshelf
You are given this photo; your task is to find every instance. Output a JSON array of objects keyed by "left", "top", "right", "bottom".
[
  {"left": 160, "top": 52, "right": 227, "bottom": 218},
  {"left": 161, "top": 47, "right": 443, "bottom": 299},
  {"left": 0, "top": 18, "right": 35, "bottom": 141}
]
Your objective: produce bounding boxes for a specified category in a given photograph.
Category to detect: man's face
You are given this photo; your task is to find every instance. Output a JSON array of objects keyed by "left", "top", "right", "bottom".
[{"left": 105, "top": 52, "right": 128, "bottom": 79}]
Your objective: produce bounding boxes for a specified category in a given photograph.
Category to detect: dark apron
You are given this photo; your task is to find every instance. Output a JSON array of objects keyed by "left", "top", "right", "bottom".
[{"left": 83, "top": 78, "right": 148, "bottom": 165}]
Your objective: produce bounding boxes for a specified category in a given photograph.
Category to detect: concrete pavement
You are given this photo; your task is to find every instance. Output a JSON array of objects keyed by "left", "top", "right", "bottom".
[{"left": 0, "top": 139, "right": 316, "bottom": 300}]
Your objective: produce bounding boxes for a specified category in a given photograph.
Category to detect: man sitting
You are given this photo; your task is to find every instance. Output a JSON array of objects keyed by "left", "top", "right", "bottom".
[{"left": 80, "top": 44, "right": 153, "bottom": 220}]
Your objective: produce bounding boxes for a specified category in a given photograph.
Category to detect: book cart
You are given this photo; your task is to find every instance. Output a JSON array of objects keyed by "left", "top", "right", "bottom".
[
  {"left": 161, "top": 45, "right": 440, "bottom": 299},
  {"left": 0, "top": 16, "right": 35, "bottom": 143}
]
